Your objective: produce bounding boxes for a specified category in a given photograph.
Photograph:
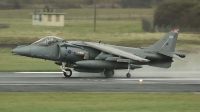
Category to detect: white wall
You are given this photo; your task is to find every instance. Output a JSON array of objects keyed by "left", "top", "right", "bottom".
[
  {"left": 32, "top": 14, "right": 43, "bottom": 25},
  {"left": 32, "top": 14, "right": 65, "bottom": 27}
]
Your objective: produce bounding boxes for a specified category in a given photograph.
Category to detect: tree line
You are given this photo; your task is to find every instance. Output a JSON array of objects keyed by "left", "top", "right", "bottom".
[{"left": 154, "top": 0, "right": 200, "bottom": 28}]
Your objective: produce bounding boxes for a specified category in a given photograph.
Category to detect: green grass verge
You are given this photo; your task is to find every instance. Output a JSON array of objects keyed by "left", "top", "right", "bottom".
[
  {"left": 0, "top": 9, "right": 153, "bottom": 45},
  {"left": 0, "top": 19, "right": 144, "bottom": 44},
  {"left": 0, "top": 93, "right": 199, "bottom": 112},
  {"left": 0, "top": 18, "right": 199, "bottom": 47},
  {"left": 0, "top": 48, "right": 59, "bottom": 72}
]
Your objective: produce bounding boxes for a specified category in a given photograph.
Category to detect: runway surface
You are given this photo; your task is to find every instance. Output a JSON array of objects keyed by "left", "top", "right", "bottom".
[{"left": 0, "top": 70, "right": 200, "bottom": 93}]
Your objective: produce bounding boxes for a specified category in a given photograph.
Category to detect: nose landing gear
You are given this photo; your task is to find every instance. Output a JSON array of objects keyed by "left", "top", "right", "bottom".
[
  {"left": 63, "top": 69, "right": 72, "bottom": 77},
  {"left": 60, "top": 62, "right": 72, "bottom": 77}
]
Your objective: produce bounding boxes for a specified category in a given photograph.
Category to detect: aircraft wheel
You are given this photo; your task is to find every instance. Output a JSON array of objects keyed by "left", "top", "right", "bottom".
[
  {"left": 126, "top": 73, "right": 131, "bottom": 78},
  {"left": 104, "top": 69, "right": 114, "bottom": 78},
  {"left": 63, "top": 69, "right": 72, "bottom": 77}
]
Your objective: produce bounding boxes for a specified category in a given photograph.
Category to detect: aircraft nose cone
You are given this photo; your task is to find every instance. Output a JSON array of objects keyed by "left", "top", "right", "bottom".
[{"left": 12, "top": 45, "right": 31, "bottom": 56}]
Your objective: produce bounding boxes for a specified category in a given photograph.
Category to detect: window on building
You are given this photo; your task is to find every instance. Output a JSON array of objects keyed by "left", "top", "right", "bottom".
[
  {"left": 48, "top": 15, "right": 51, "bottom": 21},
  {"left": 56, "top": 15, "right": 60, "bottom": 22}
]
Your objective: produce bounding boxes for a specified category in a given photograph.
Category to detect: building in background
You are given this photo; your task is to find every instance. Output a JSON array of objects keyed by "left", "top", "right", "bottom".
[{"left": 31, "top": 8, "right": 65, "bottom": 27}]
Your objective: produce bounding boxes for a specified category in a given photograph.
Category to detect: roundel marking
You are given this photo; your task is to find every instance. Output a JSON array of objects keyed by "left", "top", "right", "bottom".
[{"left": 68, "top": 50, "right": 71, "bottom": 54}]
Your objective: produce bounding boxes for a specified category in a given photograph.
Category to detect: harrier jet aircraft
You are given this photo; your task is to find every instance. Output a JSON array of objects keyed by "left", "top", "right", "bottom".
[{"left": 12, "top": 29, "right": 185, "bottom": 78}]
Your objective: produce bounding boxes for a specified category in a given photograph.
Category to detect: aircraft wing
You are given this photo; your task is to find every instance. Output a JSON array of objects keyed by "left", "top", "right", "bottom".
[{"left": 85, "top": 42, "right": 149, "bottom": 62}]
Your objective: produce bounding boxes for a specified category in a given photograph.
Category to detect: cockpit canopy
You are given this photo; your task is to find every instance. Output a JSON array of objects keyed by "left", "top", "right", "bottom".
[{"left": 31, "top": 36, "right": 63, "bottom": 46}]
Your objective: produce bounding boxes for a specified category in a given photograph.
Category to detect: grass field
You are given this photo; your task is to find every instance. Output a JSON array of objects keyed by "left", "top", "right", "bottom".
[
  {"left": 0, "top": 18, "right": 144, "bottom": 44},
  {"left": 0, "top": 93, "right": 200, "bottom": 112},
  {"left": 0, "top": 48, "right": 59, "bottom": 72},
  {"left": 0, "top": 9, "right": 199, "bottom": 46},
  {"left": 0, "top": 18, "right": 199, "bottom": 47}
]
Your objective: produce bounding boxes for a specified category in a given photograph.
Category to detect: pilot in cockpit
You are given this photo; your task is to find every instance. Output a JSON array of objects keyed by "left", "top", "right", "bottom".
[{"left": 31, "top": 36, "right": 64, "bottom": 46}]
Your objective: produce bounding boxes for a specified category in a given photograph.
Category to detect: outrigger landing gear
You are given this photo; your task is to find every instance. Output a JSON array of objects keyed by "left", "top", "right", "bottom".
[
  {"left": 126, "top": 64, "right": 132, "bottom": 78},
  {"left": 126, "top": 73, "right": 131, "bottom": 78},
  {"left": 60, "top": 62, "right": 72, "bottom": 77}
]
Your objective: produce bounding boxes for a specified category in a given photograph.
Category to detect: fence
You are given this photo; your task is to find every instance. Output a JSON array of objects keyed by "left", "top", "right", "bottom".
[
  {"left": 141, "top": 18, "right": 153, "bottom": 32},
  {"left": 0, "top": 13, "right": 152, "bottom": 20},
  {"left": 0, "top": 9, "right": 153, "bottom": 20}
]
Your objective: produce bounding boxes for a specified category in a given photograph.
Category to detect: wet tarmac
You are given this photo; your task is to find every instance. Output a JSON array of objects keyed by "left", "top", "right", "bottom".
[{"left": 0, "top": 71, "right": 200, "bottom": 93}]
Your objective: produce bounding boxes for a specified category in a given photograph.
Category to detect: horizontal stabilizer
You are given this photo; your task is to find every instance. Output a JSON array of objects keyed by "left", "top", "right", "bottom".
[
  {"left": 172, "top": 54, "right": 187, "bottom": 62},
  {"left": 158, "top": 51, "right": 186, "bottom": 62}
]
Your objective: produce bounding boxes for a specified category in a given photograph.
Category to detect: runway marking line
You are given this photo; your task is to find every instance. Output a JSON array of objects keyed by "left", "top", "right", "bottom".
[
  {"left": 0, "top": 83, "right": 200, "bottom": 86},
  {"left": 115, "top": 78, "right": 200, "bottom": 81},
  {"left": 14, "top": 71, "right": 200, "bottom": 74},
  {"left": 15, "top": 72, "right": 68, "bottom": 74}
]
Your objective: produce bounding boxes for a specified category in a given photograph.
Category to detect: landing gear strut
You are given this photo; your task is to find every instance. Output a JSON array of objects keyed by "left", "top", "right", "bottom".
[
  {"left": 60, "top": 62, "right": 72, "bottom": 77},
  {"left": 104, "top": 69, "right": 114, "bottom": 78},
  {"left": 126, "top": 64, "right": 132, "bottom": 78}
]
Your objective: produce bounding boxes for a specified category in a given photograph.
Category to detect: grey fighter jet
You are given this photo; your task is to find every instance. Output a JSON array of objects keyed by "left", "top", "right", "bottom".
[{"left": 12, "top": 29, "right": 186, "bottom": 78}]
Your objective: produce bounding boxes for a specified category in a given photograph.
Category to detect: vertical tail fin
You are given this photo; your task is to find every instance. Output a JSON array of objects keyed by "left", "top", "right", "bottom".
[{"left": 148, "top": 29, "right": 179, "bottom": 52}]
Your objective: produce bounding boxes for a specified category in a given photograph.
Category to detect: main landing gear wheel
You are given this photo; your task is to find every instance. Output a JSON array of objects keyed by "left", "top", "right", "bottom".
[
  {"left": 104, "top": 69, "right": 114, "bottom": 78},
  {"left": 63, "top": 69, "right": 72, "bottom": 77},
  {"left": 126, "top": 73, "right": 131, "bottom": 78}
]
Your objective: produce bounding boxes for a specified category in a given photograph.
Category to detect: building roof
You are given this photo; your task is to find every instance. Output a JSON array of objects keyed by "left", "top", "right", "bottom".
[{"left": 31, "top": 12, "right": 66, "bottom": 15}]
